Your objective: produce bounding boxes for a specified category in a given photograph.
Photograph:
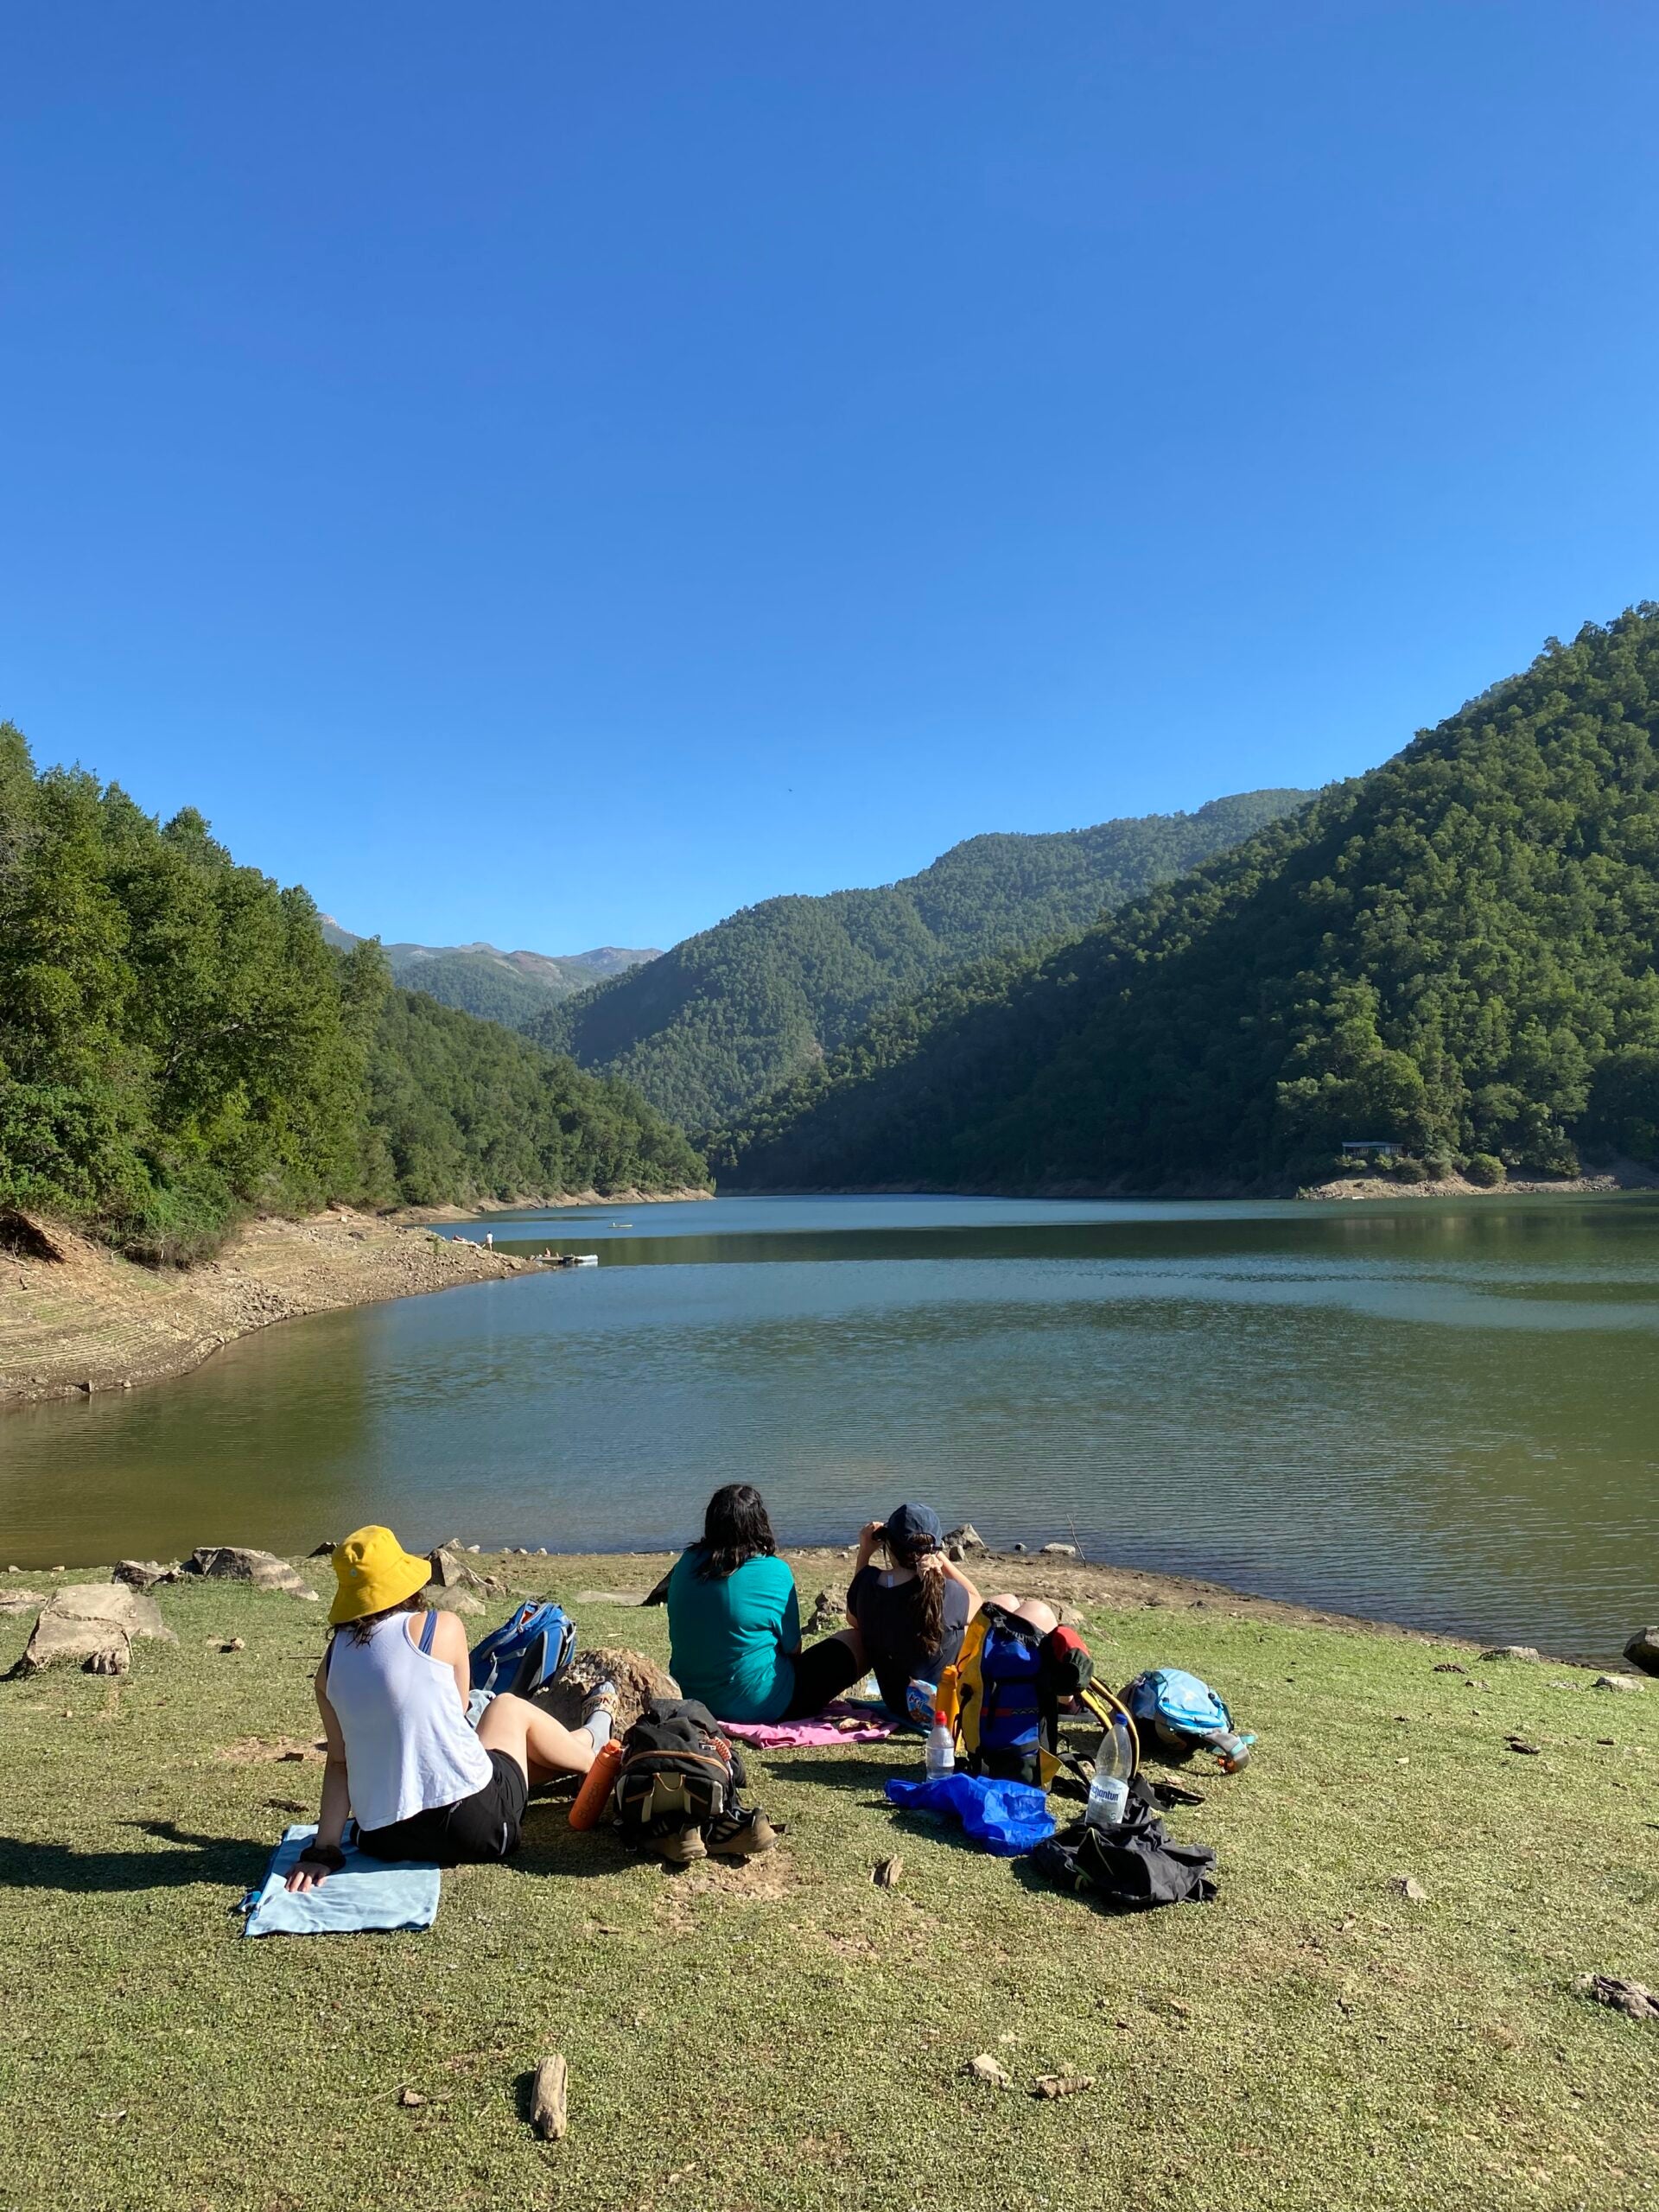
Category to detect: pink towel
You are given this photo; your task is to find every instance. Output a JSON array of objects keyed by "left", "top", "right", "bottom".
[{"left": 720, "top": 1700, "right": 898, "bottom": 1749}]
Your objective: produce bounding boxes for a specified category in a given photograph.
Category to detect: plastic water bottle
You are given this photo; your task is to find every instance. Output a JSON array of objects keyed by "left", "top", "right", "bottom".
[
  {"left": 925, "top": 1710, "right": 956, "bottom": 1779},
  {"left": 1084, "top": 1713, "right": 1135, "bottom": 1831}
]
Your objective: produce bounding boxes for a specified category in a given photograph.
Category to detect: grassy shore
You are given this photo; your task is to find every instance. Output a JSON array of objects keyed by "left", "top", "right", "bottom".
[{"left": 1, "top": 1554, "right": 1655, "bottom": 2212}]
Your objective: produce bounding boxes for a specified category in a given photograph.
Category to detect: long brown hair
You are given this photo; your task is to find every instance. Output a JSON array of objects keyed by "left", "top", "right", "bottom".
[
  {"left": 337, "top": 1593, "right": 426, "bottom": 1647},
  {"left": 880, "top": 1532, "right": 945, "bottom": 1650}
]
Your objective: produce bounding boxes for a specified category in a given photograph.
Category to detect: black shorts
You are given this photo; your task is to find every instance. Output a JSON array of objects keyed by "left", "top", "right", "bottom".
[
  {"left": 779, "top": 1634, "right": 866, "bottom": 1721},
  {"left": 355, "top": 1750, "right": 529, "bottom": 1866}
]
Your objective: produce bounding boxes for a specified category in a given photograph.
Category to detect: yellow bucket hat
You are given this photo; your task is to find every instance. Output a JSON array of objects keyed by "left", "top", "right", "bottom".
[{"left": 329, "top": 1525, "right": 434, "bottom": 1626}]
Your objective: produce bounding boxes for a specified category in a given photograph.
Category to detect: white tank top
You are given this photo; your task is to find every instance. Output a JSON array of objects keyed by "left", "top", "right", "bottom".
[{"left": 326, "top": 1613, "right": 493, "bottom": 1833}]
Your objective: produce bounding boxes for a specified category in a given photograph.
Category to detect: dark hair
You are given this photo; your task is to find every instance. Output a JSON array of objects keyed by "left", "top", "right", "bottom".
[
  {"left": 338, "top": 1592, "right": 426, "bottom": 1646},
  {"left": 694, "top": 1484, "right": 776, "bottom": 1580},
  {"left": 879, "top": 1530, "right": 946, "bottom": 1651}
]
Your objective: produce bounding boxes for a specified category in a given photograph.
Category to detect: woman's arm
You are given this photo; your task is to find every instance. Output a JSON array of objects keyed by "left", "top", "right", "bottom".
[
  {"left": 286, "top": 1662, "right": 350, "bottom": 1891},
  {"left": 854, "top": 1520, "right": 883, "bottom": 1573}
]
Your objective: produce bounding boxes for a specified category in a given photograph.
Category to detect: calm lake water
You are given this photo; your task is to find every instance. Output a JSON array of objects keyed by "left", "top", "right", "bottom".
[{"left": 5, "top": 1193, "right": 1658, "bottom": 1658}]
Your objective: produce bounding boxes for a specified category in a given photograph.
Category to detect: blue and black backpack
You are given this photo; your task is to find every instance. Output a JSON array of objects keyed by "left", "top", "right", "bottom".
[
  {"left": 1121, "top": 1667, "right": 1255, "bottom": 1771},
  {"left": 470, "top": 1600, "right": 576, "bottom": 1699}
]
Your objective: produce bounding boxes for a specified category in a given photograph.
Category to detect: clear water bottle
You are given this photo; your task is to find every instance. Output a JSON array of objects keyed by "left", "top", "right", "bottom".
[
  {"left": 1084, "top": 1713, "right": 1135, "bottom": 1831},
  {"left": 925, "top": 1711, "right": 956, "bottom": 1779}
]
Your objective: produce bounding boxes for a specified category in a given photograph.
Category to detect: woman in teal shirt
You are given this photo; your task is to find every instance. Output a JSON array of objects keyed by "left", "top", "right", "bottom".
[{"left": 667, "top": 1485, "right": 866, "bottom": 1722}]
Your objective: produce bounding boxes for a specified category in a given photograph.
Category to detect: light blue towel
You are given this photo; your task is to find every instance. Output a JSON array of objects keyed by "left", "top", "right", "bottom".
[{"left": 241, "top": 1824, "right": 441, "bottom": 1937}]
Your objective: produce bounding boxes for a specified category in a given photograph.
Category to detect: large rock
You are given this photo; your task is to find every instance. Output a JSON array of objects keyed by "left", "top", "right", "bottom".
[
  {"left": 544, "top": 1646, "right": 679, "bottom": 1734},
  {"left": 184, "top": 1547, "right": 317, "bottom": 1599},
  {"left": 944, "top": 1523, "right": 988, "bottom": 1555},
  {"left": 1479, "top": 1645, "right": 1541, "bottom": 1662},
  {"left": 1039, "top": 1542, "right": 1079, "bottom": 1560},
  {"left": 12, "top": 1582, "right": 171, "bottom": 1675},
  {"left": 1623, "top": 1626, "right": 1659, "bottom": 1678}
]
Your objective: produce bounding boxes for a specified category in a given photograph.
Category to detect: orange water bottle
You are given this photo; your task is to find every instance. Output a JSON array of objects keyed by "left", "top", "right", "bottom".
[{"left": 568, "top": 1738, "right": 621, "bottom": 1829}]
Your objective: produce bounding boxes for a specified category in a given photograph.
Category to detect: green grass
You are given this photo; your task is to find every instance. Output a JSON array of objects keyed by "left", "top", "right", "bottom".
[{"left": 1, "top": 1563, "right": 1656, "bottom": 2212}]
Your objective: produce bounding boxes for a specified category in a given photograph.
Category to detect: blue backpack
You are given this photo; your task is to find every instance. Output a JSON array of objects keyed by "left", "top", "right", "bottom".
[
  {"left": 470, "top": 1601, "right": 576, "bottom": 1699},
  {"left": 1122, "top": 1668, "right": 1255, "bottom": 1771}
]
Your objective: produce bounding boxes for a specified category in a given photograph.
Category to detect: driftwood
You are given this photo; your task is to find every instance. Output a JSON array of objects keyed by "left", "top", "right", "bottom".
[{"left": 530, "top": 2054, "right": 569, "bottom": 2140}]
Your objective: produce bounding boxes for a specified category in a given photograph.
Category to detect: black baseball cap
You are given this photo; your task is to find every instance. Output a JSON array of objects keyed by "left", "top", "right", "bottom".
[{"left": 881, "top": 1502, "right": 943, "bottom": 1550}]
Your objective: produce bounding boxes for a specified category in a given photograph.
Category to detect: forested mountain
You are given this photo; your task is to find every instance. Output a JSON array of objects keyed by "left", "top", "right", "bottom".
[
  {"left": 321, "top": 920, "right": 658, "bottom": 1029},
  {"left": 534, "top": 789, "right": 1312, "bottom": 1130},
  {"left": 715, "top": 608, "right": 1659, "bottom": 1194},
  {"left": 0, "top": 728, "right": 704, "bottom": 1259}
]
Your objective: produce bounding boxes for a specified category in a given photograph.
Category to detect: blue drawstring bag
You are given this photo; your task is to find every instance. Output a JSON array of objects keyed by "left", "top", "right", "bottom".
[{"left": 885, "top": 1771, "right": 1056, "bottom": 1856}]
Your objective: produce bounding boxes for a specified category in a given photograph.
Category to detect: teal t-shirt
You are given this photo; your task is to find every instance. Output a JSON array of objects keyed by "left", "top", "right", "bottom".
[{"left": 666, "top": 1550, "right": 800, "bottom": 1723}]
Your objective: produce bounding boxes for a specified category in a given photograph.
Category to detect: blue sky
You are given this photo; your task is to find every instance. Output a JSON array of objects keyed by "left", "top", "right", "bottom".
[{"left": 3, "top": 3, "right": 1656, "bottom": 953}]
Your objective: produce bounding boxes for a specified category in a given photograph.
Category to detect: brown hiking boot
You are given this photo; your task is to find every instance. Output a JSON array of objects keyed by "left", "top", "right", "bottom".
[
  {"left": 658, "top": 1823, "right": 707, "bottom": 1867},
  {"left": 705, "top": 1809, "right": 777, "bottom": 1859}
]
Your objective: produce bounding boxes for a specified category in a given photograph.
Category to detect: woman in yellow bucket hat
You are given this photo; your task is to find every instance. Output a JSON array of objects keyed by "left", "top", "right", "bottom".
[{"left": 286, "top": 1525, "right": 616, "bottom": 1887}]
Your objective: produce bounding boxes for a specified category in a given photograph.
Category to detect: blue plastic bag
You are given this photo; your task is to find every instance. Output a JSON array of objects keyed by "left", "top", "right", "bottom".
[{"left": 885, "top": 1771, "right": 1056, "bottom": 1855}]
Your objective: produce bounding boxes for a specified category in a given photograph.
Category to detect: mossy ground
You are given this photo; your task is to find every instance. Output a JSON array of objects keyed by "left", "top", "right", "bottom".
[{"left": 1, "top": 1560, "right": 1655, "bottom": 2212}]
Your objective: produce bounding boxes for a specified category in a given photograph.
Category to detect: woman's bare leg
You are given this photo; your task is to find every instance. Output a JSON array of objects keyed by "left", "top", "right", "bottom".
[{"left": 476, "top": 1691, "right": 599, "bottom": 1784}]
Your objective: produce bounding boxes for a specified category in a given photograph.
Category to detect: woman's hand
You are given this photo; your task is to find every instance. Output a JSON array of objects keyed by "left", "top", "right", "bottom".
[
  {"left": 857, "top": 1520, "right": 884, "bottom": 1548},
  {"left": 284, "top": 1842, "right": 345, "bottom": 1893}
]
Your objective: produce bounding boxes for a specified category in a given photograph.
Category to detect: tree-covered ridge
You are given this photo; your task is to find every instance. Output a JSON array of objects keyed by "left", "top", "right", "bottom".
[
  {"left": 715, "top": 608, "right": 1659, "bottom": 1192},
  {"left": 0, "top": 726, "right": 705, "bottom": 1257},
  {"left": 535, "top": 788, "right": 1313, "bottom": 1131},
  {"left": 319, "top": 921, "right": 660, "bottom": 1029}
]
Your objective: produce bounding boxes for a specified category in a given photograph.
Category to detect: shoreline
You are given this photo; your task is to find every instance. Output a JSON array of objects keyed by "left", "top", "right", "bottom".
[
  {"left": 1, "top": 1189, "right": 713, "bottom": 1411},
  {"left": 0, "top": 1542, "right": 1628, "bottom": 1669},
  {"left": 722, "top": 1166, "right": 1659, "bottom": 1203}
]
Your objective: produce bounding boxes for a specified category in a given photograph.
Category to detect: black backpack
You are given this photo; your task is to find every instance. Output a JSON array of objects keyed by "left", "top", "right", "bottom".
[{"left": 613, "top": 1697, "right": 747, "bottom": 1840}]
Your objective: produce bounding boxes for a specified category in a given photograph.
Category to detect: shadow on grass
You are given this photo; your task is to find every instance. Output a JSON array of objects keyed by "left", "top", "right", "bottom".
[{"left": 0, "top": 1818, "right": 267, "bottom": 1894}]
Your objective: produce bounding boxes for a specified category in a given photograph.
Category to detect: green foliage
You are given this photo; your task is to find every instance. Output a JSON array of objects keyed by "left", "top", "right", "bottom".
[
  {"left": 718, "top": 608, "right": 1659, "bottom": 1193},
  {"left": 0, "top": 728, "right": 705, "bottom": 1255},
  {"left": 1464, "top": 1154, "right": 1507, "bottom": 1187},
  {"left": 537, "top": 790, "right": 1313, "bottom": 1131}
]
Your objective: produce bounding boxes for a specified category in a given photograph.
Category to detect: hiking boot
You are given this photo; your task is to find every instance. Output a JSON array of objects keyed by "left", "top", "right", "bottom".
[
  {"left": 658, "top": 1823, "right": 708, "bottom": 1867},
  {"left": 579, "top": 1679, "right": 620, "bottom": 1743},
  {"left": 705, "top": 1808, "right": 777, "bottom": 1859}
]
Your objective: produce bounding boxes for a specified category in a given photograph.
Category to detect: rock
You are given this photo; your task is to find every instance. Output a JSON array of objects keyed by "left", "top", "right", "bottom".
[
  {"left": 1055, "top": 1603, "right": 1085, "bottom": 1629},
  {"left": 804, "top": 1591, "right": 842, "bottom": 1635},
  {"left": 213, "top": 1637, "right": 246, "bottom": 1653},
  {"left": 943, "top": 1523, "right": 987, "bottom": 1554},
  {"left": 396, "top": 2087, "right": 426, "bottom": 2109},
  {"left": 85, "top": 1641, "right": 130, "bottom": 1675},
  {"left": 422, "top": 1585, "right": 484, "bottom": 1616},
  {"left": 529, "top": 2053, "right": 569, "bottom": 2140},
  {"left": 465, "top": 1544, "right": 482, "bottom": 1554},
  {"left": 1505, "top": 1734, "right": 1541, "bottom": 1755},
  {"left": 1432, "top": 1662, "right": 1467, "bottom": 1675},
  {"left": 1032, "top": 2074, "right": 1095, "bottom": 2099},
  {"left": 543, "top": 1647, "right": 679, "bottom": 1734},
  {"left": 1623, "top": 1626, "right": 1659, "bottom": 1678},
  {"left": 571, "top": 1591, "right": 646, "bottom": 1608},
  {"left": 1592, "top": 1674, "right": 1643, "bottom": 1694},
  {"left": 16, "top": 1611, "right": 134, "bottom": 1675},
  {"left": 308, "top": 1541, "right": 337, "bottom": 1558},
  {"left": 427, "top": 1548, "right": 469, "bottom": 1590},
  {"left": 0, "top": 1589, "right": 42, "bottom": 1614},
  {"left": 183, "top": 1548, "right": 317, "bottom": 1599},
  {"left": 1480, "top": 1645, "right": 1541, "bottom": 1662},
  {"left": 1009, "top": 1542, "right": 1027, "bottom": 1554},
  {"left": 1039, "top": 1542, "right": 1078, "bottom": 1559},
  {"left": 873, "top": 1855, "right": 903, "bottom": 1889},
  {"left": 1392, "top": 1876, "right": 1429, "bottom": 1902},
  {"left": 1575, "top": 1974, "right": 1659, "bottom": 2022},
  {"left": 31, "top": 1581, "right": 170, "bottom": 1650},
  {"left": 965, "top": 2054, "right": 1010, "bottom": 2088},
  {"left": 111, "top": 1560, "right": 179, "bottom": 1591}
]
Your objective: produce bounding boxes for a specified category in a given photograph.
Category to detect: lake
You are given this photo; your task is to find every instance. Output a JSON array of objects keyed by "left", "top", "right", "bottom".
[{"left": 4, "top": 1192, "right": 1658, "bottom": 1659}]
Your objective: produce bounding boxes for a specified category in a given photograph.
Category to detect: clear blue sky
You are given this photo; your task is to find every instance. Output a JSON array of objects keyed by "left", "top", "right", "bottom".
[{"left": 3, "top": 4, "right": 1656, "bottom": 954}]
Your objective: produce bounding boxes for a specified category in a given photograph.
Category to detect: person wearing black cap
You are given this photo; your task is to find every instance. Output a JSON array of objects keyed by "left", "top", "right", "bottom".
[{"left": 848, "top": 1503, "right": 982, "bottom": 1721}]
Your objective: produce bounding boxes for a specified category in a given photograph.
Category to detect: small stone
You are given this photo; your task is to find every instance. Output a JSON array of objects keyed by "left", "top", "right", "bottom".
[
  {"left": 1622, "top": 1626, "right": 1659, "bottom": 1678},
  {"left": 965, "top": 2054, "right": 1010, "bottom": 2087},
  {"left": 1592, "top": 1674, "right": 1643, "bottom": 1694},
  {"left": 943, "top": 1523, "right": 987, "bottom": 1554},
  {"left": 1575, "top": 1974, "right": 1659, "bottom": 2023},
  {"left": 397, "top": 2087, "right": 426, "bottom": 2108},
  {"left": 1010, "top": 1542, "right": 1027, "bottom": 1555},
  {"left": 804, "top": 1591, "right": 842, "bottom": 1635},
  {"left": 873, "top": 1855, "right": 903, "bottom": 1889},
  {"left": 529, "top": 2053, "right": 569, "bottom": 2139},
  {"left": 1432, "top": 1662, "right": 1466, "bottom": 1675},
  {"left": 215, "top": 1637, "right": 246, "bottom": 1653},
  {"left": 1393, "top": 1876, "right": 1429, "bottom": 1902},
  {"left": 1055, "top": 1603, "right": 1085, "bottom": 1628},
  {"left": 1505, "top": 1735, "right": 1541, "bottom": 1755},
  {"left": 1039, "top": 1542, "right": 1078, "bottom": 1559},
  {"left": 1480, "top": 1645, "right": 1541, "bottom": 1662},
  {"left": 84, "top": 1643, "right": 130, "bottom": 1675},
  {"left": 465, "top": 1544, "right": 481, "bottom": 1554},
  {"left": 1032, "top": 2074, "right": 1095, "bottom": 2099},
  {"left": 112, "top": 1560, "right": 179, "bottom": 1591},
  {"left": 308, "top": 1541, "right": 337, "bottom": 1557}
]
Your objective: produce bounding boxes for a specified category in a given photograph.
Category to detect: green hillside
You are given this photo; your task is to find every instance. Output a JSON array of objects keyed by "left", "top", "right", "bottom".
[
  {"left": 535, "top": 789, "right": 1313, "bottom": 1130},
  {"left": 0, "top": 727, "right": 704, "bottom": 1257},
  {"left": 320, "top": 922, "right": 658, "bottom": 1028},
  {"left": 716, "top": 607, "right": 1659, "bottom": 1193}
]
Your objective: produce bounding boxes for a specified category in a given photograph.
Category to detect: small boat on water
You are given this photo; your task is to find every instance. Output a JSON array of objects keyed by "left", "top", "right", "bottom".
[{"left": 540, "top": 1251, "right": 601, "bottom": 1268}]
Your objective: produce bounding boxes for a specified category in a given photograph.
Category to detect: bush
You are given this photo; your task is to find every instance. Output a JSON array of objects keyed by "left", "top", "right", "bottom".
[
  {"left": 1464, "top": 1153, "right": 1506, "bottom": 1187},
  {"left": 1423, "top": 1154, "right": 1456, "bottom": 1181},
  {"left": 1390, "top": 1157, "right": 1431, "bottom": 1183}
]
